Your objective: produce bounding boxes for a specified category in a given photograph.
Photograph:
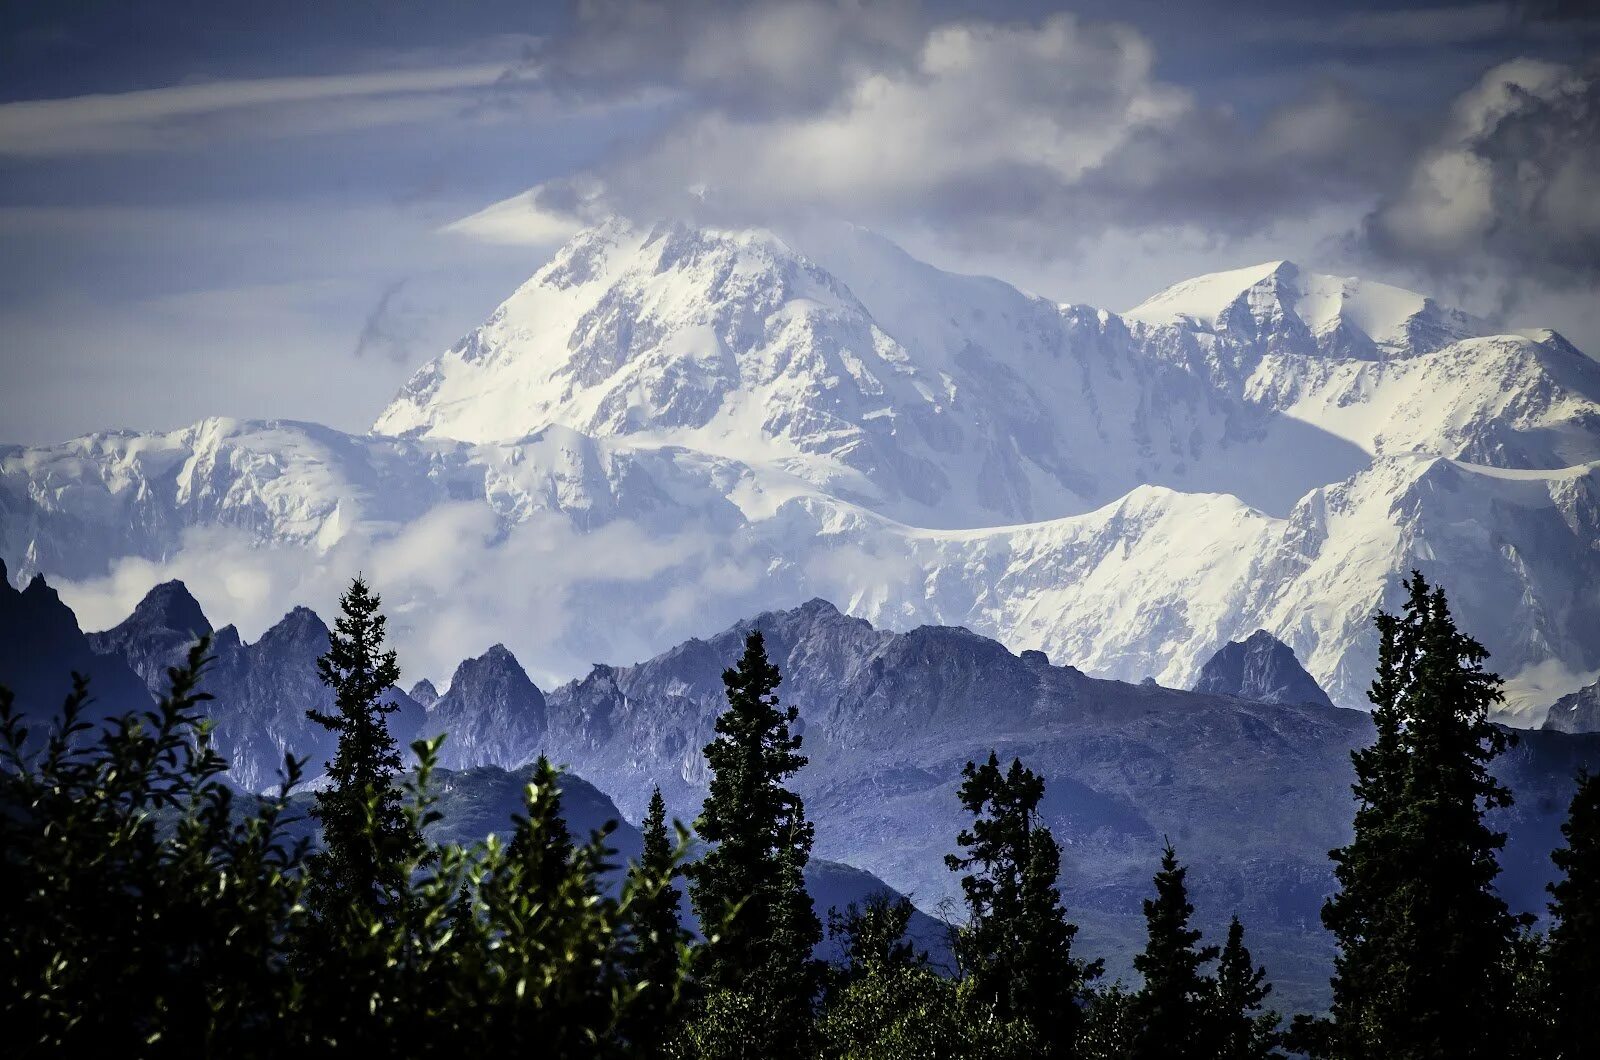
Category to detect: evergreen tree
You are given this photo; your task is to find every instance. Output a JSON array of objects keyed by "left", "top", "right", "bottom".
[
  {"left": 945, "top": 752, "right": 1100, "bottom": 1058},
  {"left": 624, "top": 787, "right": 691, "bottom": 1054},
  {"left": 1210, "top": 916, "right": 1282, "bottom": 1060},
  {"left": 304, "top": 576, "right": 421, "bottom": 920},
  {"left": 1547, "top": 769, "right": 1600, "bottom": 1058},
  {"left": 1127, "top": 843, "right": 1218, "bottom": 1060},
  {"left": 1320, "top": 572, "right": 1527, "bottom": 1059},
  {"left": 683, "top": 630, "right": 821, "bottom": 1058}
]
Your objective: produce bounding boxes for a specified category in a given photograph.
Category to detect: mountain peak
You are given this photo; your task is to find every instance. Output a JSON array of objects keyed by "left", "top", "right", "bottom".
[
  {"left": 126, "top": 580, "right": 211, "bottom": 639},
  {"left": 429, "top": 643, "right": 547, "bottom": 770},
  {"left": 1191, "top": 630, "right": 1335, "bottom": 710},
  {"left": 1542, "top": 677, "right": 1600, "bottom": 733},
  {"left": 1124, "top": 260, "right": 1486, "bottom": 357}
]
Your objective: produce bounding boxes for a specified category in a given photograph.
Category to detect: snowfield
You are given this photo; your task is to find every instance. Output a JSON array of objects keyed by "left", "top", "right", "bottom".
[{"left": 5, "top": 220, "right": 1598, "bottom": 720}]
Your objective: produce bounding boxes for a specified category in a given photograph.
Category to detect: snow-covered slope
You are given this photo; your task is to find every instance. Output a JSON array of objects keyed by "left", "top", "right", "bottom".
[
  {"left": 1123, "top": 260, "right": 1489, "bottom": 359},
  {"left": 5, "top": 221, "right": 1599, "bottom": 722}
]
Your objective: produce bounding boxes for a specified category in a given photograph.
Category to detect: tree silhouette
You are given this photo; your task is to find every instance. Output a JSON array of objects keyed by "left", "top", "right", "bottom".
[
  {"left": 946, "top": 751, "right": 1100, "bottom": 1057},
  {"left": 1320, "top": 572, "right": 1527, "bottom": 1059}
]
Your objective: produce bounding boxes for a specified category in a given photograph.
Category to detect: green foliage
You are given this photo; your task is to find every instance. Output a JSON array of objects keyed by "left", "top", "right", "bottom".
[
  {"left": 945, "top": 751, "right": 1100, "bottom": 1058},
  {"left": 1547, "top": 769, "right": 1600, "bottom": 1057},
  {"left": 685, "top": 629, "right": 822, "bottom": 1059},
  {"left": 1079, "top": 983, "right": 1138, "bottom": 1060},
  {"left": 0, "top": 586, "right": 694, "bottom": 1058},
  {"left": 0, "top": 639, "right": 309, "bottom": 1058},
  {"left": 816, "top": 892, "right": 1036, "bottom": 1059},
  {"left": 1320, "top": 571, "right": 1528, "bottom": 1059},
  {"left": 1128, "top": 843, "right": 1220, "bottom": 1060},
  {"left": 827, "top": 892, "right": 928, "bottom": 983}
]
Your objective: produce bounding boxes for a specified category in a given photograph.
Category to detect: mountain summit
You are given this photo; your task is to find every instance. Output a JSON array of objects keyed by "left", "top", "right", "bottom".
[
  {"left": 5, "top": 220, "right": 1599, "bottom": 720},
  {"left": 1122, "top": 260, "right": 1488, "bottom": 359},
  {"left": 1192, "top": 629, "right": 1336, "bottom": 710}
]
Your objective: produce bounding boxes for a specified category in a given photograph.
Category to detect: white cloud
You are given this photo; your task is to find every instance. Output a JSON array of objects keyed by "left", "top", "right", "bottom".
[
  {"left": 0, "top": 62, "right": 538, "bottom": 156},
  {"left": 54, "top": 503, "right": 781, "bottom": 690}
]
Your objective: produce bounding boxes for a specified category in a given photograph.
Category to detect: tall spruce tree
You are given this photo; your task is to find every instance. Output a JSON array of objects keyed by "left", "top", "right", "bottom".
[
  {"left": 305, "top": 576, "right": 422, "bottom": 920},
  {"left": 1210, "top": 916, "right": 1282, "bottom": 1060},
  {"left": 1320, "top": 572, "right": 1526, "bottom": 1059},
  {"left": 683, "top": 629, "right": 821, "bottom": 1058},
  {"left": 1127, "top": 843, "right": 1218, "bottom": 1060},
  {"left": 1547, "top": 769, "right": 1600, "bottom": 1058},
  {"left": 945, "top": 752, "right": 1100, "bottom": 1058},
  {"left": 624, "top": 787, "right": 690, "bottom": 1054}
]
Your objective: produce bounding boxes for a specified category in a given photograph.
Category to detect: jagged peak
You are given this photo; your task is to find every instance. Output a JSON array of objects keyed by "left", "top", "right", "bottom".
[
  {"left": 256, "top": 605, "right": 328, "bottom": 647},
  {"left": 1192, "top": 629, "right": 1334, "bottom": 710},
  {"left": 448, "top": 643, "right": 539, "bottom": 689},
  {"left": 124, "top": 580, "right": 211, "bottom": 637},
  {"left": 1123, "top": 259, "right": 1488, "bottom": 355}
]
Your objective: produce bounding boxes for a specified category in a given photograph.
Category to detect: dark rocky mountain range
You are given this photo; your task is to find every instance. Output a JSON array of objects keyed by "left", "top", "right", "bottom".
[
  {"left": 425, "top": 645, "right": 547, "bottom": 771},
  {"left": 12, "top": 574, "right": 1599, "bottom": 1010},
  {"left": 0, "top": 557, "right": 152, "bottom": 733},
  {"left": 0, "top": 571, "right": 940, "bottom": 965},
  {"left": 86, "top": 579, "right": 211, "bottom": 694},
  {"left": 1190, "top": 629, "right": 1336, "bottom": 710}
]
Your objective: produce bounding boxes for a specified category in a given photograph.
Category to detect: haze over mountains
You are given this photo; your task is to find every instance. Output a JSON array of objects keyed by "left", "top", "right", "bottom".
[{"left": 3, "top": 220, "right": 1598, "bottom": 721}]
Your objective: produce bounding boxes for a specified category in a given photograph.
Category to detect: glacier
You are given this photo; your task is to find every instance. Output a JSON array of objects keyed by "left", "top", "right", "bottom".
[{"left": 3, "top": 219, "right": 1598, "bottom": 720}]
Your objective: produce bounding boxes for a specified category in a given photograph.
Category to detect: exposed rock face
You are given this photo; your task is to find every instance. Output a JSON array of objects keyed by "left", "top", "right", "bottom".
[
  {"left": 1544, "top": 679, "right": 1600, "bottom": 733},
  {"left": 83, "top": 586, "right": 425, "bottom": 792},
  {"left": 513, "top": 598, "right": 1600, "bottom": 1011},
  {"left": 425, "top": 645, "right": 547, "bottom": 770},
  {"left": 87, "top": 580, "right": 211, "bottom": 696},
  {"left": 0, "top": 558, "right": 152, "bottom": 732},
  {"left": 1192, "top": 629, "right": 1336, "bottom": 710},
  {"left": 409, "top": 679, "right": 440, "bottom": 709},
  {"left": 203, "top": 607, "right": 427, "bottom": 792}
]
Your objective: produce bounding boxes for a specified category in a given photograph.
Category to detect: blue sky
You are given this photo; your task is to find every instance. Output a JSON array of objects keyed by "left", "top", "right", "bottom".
[{"left": 2, "top": 1, "right": 1596, "bottom": 444}]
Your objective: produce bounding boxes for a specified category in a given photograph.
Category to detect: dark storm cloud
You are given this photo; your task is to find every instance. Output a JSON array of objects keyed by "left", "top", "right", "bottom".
[{"left": 1368, "top": 60, "right": 1600, "bottom": 281}]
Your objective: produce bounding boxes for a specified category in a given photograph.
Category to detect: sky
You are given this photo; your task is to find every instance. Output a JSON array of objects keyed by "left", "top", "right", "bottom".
[{"left": 2, "top": 0, "right": 1597, "bottom": 445}]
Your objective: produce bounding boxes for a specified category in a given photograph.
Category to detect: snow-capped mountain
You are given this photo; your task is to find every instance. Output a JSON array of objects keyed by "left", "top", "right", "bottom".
[{"left": 3, "top": 220, "right": 1598, "bottom": 720}]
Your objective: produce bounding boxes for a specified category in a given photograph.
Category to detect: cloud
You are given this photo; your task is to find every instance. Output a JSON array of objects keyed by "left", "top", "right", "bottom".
[
  {"left": 1367, "top": 59, "right": 1600, "bottom": 281},
  {"left": 455, "top": 8, "right": 1411, "bottom": 252},
  {"left": 53, "top": 503, "right": 781, "bottom": 690},
  {"left": 0, "top": 61, "right": 540, "bottom": 156}
]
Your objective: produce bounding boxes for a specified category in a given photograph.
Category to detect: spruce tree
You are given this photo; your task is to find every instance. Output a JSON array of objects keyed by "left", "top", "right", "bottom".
[
  {"left": 1547, "top": 770, "right": 1600, "bottom": 1058},
  {"left": 945, "top": 752, "right": 1100, "bottom": 1058},
  {"left": 1320, "top": 572, "right": 1526, "bottom": 1059},
  {"left": 683, "top": 629, "right": 821, "bottom": 1058},
  {"left": 624, "top": 787, "right": 690, "bottom": 1054},
  {"left": 1128, "top": 843, "right": 1218, "bottom": 1060},
  {"left": 305, "top": 576, "right": 421, "bottom": 920},
  {"left": 1210, "top": 916, "right": 1282, "bottom": 1060}
]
